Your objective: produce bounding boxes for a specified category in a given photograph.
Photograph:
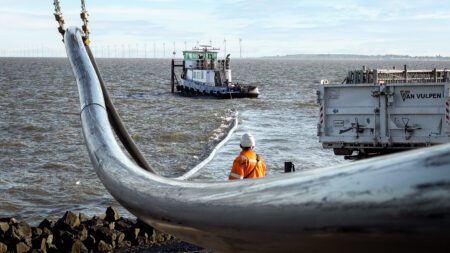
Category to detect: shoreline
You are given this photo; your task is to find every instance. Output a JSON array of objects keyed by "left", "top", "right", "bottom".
[{"left": 0, "top": 207, "right": 205, "bottom": 253}]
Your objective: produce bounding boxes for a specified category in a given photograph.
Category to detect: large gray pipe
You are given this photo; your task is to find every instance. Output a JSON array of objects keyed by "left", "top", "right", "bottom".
[
  {"left": 64, "top": 27, "right": 450, "bottom": 252},
  {"left": 84, "top": 43, "right": 155, "bottom": 173}
]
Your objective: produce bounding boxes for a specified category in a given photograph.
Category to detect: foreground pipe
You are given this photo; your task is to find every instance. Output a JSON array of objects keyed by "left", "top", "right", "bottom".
[
  {"left": 64, "top": 27, "right": 450, "bottom": 252},
  {"left": 84, "top": 45, "right": 155, "bottom": 173}
]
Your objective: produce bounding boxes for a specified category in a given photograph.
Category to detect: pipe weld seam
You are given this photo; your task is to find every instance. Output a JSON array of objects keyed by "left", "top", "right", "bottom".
[{"left": 80, "top": 102, "right": 106, "bottom": 115}]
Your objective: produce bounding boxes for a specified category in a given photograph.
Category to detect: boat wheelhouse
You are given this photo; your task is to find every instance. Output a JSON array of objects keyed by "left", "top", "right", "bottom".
[{"left": 171, "top": 45, "right": 259, "bottom": 98}]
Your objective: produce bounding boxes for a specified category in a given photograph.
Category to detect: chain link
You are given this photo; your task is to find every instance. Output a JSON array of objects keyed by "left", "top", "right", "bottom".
[
  {"left": 53, "top": 0, "right": 66, "bottom": 38},
  {"left": 53, "top": 0, "right": 62, "bottom": 14},
  {"left": 80, "top": 0, "right": 91, "bottom": 45},
  {"left": 53, "top": 0, "right": 91, "bottom": 45}
]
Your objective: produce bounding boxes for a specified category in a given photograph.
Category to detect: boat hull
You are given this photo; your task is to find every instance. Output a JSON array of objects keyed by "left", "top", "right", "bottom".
[{"left": 176, "top": 80, "right": 259, "bottom": 99}]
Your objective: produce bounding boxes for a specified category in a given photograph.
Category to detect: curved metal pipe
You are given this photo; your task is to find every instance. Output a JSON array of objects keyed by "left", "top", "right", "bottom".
[
  {"left": 64, "top": 27, "right": 450, "bottom": 253},
  {"left": 84, "top": 44, "right": 155, "bottom": 173}
]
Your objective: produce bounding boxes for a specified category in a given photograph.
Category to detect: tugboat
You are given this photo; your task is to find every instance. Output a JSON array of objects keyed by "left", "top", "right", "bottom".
[{"left": 170, "top": 45, "right": 259, "bottom": 98}]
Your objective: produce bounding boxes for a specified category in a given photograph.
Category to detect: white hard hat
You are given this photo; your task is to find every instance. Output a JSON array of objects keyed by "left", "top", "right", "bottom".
[{"left": 240, "top": 133, "right": 256, "bottom": 148}]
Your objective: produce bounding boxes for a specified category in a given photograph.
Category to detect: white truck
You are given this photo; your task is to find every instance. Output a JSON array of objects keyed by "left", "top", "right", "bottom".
[{"left": 317, "top": 66, "right": 450, "bottom": 158}]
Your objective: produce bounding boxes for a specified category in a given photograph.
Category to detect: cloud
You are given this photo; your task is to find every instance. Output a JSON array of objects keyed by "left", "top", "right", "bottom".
[
  {"left": 1, "top": 0, "right": 450, "bottom": 56},
  {"left": 0, "top": 8, "right": 53, "bottom": 30},
  {"left": 412, "top": 11, "right": 450, "bottom": 20}
]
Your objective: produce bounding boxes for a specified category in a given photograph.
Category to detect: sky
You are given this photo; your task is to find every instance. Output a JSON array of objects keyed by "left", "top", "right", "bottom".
[{"left": 1, "top": 0, "right": 450, "bottom": 58}]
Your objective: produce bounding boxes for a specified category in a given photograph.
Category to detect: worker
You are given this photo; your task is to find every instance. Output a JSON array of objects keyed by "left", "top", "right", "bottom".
[{"left": 229, "top": 133, "right": 266, "bottom": 180}]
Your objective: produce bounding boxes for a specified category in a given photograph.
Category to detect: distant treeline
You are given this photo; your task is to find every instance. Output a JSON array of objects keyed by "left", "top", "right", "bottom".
[{"left": 265, "top": 54, "right": 450, "bottom": 60}]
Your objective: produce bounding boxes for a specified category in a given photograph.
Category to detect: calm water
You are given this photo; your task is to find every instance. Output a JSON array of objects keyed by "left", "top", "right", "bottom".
[{"left": 2, "top": 57, "right": 450, "bottom": 224}]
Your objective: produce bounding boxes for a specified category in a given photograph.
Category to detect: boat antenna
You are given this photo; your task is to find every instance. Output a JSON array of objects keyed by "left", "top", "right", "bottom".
[
  {"left": 172, "top": 41, "right": 176, "bottom": 58},
  {"left": 223, "top": 38, "right": 227, "bottom": 59}
]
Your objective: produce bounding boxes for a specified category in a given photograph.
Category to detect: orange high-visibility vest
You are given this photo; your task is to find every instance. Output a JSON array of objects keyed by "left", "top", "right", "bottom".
[{"left": 229, "top": 150, "right": 266, "bottom": 180}]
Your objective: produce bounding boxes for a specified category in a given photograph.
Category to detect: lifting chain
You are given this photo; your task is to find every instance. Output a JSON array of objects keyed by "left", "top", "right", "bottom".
[
  {"left": 53, "top": 0, "right": 66, "bottom": 38},
  {"left": 80, "top": 0, "right": 91, "bottom": 45},
  {"left": 53, "top": 0, "right": 91, "bottom": 45}
]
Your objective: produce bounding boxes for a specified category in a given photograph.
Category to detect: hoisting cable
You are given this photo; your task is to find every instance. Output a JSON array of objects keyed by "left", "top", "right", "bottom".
[{"left": 77, "top": 1, "right": 155, "bottom": 173}]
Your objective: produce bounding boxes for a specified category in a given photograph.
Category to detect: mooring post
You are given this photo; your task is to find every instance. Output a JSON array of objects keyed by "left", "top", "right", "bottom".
[
  {"left": 171, "top": 59, "right": 175, "bottom": 93},
  {"left": 284, "top": 162, "right": 295, "bottom": 173}
]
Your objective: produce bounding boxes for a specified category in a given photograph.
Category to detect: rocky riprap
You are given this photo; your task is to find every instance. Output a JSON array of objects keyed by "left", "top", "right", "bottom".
[{"left": 0, "top": 207, "right": 203, "bottom": 253}]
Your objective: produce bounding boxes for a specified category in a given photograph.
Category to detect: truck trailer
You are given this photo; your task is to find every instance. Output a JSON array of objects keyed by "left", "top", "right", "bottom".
[{"left": 317, "top": 66, "right": 450, "bottom": 159}]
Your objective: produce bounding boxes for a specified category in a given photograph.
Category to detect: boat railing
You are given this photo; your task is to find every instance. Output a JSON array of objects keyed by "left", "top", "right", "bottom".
[{"left": 171, "top": 59, "right": 184, "bottom": 93}]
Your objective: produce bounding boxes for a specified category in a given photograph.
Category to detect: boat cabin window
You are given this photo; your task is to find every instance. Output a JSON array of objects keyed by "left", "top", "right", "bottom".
[
  {"left": 183, "top": 51, "right": 218, "bottom": 61},
  {"left": 183, "top": 52, "right": 195, "bottom": 60},
  {"left": 207, "top": 53, "right": 218, "bottom": 60}
]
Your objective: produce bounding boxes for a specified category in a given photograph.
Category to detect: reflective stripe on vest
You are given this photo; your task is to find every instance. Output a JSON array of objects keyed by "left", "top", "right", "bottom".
[
  {"left": 239, "top": 155, "right": 256, "bottom": 164},
  {"left": 229, "top": 172, "right": 243, "bottom": 179}
]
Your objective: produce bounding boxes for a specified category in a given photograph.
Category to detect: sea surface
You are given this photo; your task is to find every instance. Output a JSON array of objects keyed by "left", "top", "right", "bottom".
[{"left": 1, "top": 57, "right": 450, "bottom": 224}]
